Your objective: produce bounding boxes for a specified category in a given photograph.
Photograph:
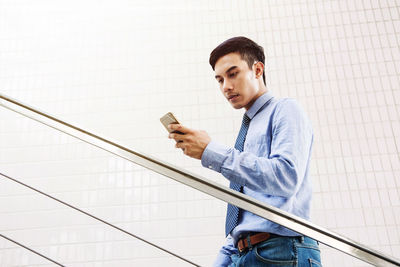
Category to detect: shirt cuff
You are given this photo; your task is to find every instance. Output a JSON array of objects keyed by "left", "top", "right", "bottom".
[{"left": 201, "top": 140, "right": 231, "bottom": 173}]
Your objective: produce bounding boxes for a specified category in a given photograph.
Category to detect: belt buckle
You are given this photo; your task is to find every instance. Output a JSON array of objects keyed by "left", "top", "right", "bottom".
[{"left": 237, "top": 238, "right": 246, "bottom": 253}]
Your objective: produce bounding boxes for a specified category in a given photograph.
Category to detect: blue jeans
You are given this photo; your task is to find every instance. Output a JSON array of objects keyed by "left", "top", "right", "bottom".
[{"left": 229, "top": 236, "right": 322, "bottom": 267}]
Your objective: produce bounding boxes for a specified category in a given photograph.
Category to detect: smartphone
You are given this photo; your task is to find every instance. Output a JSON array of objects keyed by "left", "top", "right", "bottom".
[{"left": 160, "top": 112, "right": 184, "bottom": 135}]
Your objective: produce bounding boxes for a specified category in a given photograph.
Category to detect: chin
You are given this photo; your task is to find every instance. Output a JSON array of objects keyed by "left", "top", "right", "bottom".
[{"left": 231, "top": 103, "right": 244, "bottom": 109}]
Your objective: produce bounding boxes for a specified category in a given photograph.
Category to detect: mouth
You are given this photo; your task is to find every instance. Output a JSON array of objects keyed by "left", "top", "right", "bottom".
[{"left": 228, "top": 94, "right": 239, "bottom": 102}]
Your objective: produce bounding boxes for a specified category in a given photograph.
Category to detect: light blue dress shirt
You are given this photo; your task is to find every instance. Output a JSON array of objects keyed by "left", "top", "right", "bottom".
[{"left": 201, "top": 91, "right": 314, "bottom": 267}]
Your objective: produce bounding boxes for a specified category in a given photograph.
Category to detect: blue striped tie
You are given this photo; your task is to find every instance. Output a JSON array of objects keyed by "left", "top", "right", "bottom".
[{"left": 225, "top": 113, "right": 250, "bottom": 236}]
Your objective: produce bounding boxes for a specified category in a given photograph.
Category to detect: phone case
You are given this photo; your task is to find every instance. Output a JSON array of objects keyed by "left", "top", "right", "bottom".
[{"left": 160, "top": 112, "right": 181, "bottom": 133}]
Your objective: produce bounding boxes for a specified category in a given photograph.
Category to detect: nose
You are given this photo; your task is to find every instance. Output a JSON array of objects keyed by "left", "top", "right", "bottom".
[{"left": 222, "top": 79, "right": 233, "bottom": 93}]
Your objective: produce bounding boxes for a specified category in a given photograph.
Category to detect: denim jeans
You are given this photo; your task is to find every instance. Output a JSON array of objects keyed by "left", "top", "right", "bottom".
[{"left": 229, "top": 236, "right": 322, "bottom": 267}]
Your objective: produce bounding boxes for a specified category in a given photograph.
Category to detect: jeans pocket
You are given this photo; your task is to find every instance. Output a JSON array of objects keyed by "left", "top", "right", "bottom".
[
  {"left": 254, "top": 239, "right": 297, "bottom": 266},
  {"left": 295, "top": 242, "right": 322, "bottom": 267}
]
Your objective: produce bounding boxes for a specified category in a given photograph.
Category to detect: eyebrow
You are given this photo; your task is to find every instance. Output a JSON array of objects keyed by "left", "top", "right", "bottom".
[{"left": 215, "top": 66, "right": 238, "bottom": 79}]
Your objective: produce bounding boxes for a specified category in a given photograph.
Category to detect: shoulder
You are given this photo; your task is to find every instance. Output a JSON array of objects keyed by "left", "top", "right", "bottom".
[
  {"left": 273, "top": 98, "right": 305, "bottom": 116},
  {"left": 272, "top": 98, "right": 311, "bottom": 127}
]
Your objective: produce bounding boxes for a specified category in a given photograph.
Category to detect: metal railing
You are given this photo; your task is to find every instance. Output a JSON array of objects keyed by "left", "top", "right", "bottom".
[
  {"left": 0, "top": 233, "right": 66, "bottom": 267},
  {"left": 0, "top": 172, "right": 200, "bottom": 266},
  {"left": 1, "top": 93, "right": 399, "bottom": 267}
]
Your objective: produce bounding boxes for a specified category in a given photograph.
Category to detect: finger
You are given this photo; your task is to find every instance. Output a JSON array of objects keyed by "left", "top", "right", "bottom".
[
  {"left": 175, "top": 141, "right": 185, "bottom": 149},
  {"left": 168, "top": 124, "right": 192, "bottom": 134},
  {"left": 169, "top": 133, "right": 185, "bottom": 142}
]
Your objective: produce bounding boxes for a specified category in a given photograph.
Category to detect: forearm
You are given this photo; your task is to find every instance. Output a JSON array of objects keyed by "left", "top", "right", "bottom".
[
  {"left": 202, "top": 100, "right": 313, "bottom": 197},
  {"left": 202, "top": 142, "right": 307, "bottom": 197}
]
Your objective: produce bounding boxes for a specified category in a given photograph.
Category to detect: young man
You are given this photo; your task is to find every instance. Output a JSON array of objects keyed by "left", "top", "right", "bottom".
[{"left": 168, "top": 37, "right": 322, "bottom": 267}]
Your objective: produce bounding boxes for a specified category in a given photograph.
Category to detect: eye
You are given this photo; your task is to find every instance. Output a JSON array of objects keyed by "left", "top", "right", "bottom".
[
  {"left": 217, "top": 79, "right": 223, "bottom": 84},
  {"left": 228, "top": 71, "right": 238, "bottom": 78}
]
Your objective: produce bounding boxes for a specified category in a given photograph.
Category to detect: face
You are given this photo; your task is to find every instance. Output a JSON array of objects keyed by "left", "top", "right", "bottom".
[{"left": 214, "top": 52, "right": 266, "bottom": 110}]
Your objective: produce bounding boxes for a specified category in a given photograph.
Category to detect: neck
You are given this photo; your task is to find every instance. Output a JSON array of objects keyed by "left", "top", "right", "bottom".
[{"left": 244, "top": 87, "right": 268, "bottom": 111}]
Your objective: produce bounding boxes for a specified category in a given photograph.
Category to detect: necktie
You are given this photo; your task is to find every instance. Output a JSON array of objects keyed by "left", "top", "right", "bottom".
[{"left": 225, "top": 114, "right": 250, "bottom": 236}]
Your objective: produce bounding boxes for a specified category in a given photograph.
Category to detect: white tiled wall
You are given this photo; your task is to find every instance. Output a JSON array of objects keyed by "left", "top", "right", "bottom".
[{"left": 1, "top": 0, "right": 399, "bottom": 266}]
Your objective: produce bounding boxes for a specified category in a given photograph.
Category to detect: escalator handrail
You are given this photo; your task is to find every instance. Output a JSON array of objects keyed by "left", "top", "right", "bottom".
[{"left": 1, "top": 93, "right": 399, "bottom": 267}]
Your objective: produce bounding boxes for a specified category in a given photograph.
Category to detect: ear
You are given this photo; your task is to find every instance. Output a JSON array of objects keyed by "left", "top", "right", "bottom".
[{"left": 253, "top": 61, "right": 264, "bottom": 80}]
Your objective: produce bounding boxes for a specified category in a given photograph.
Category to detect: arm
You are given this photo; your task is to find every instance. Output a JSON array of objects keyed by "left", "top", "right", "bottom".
[{"left": 201, "top": 99, "right": 313, "bottom": 197}]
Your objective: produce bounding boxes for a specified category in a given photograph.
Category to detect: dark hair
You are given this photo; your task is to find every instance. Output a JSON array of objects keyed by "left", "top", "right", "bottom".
[{"left": 209, "top": 36, "right": 266, "bottom": 85}]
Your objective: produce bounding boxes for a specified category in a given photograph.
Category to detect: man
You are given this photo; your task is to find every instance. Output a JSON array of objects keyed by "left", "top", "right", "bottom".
[{"left": 168, "top": 37, "right": 322, "bottom": 266}]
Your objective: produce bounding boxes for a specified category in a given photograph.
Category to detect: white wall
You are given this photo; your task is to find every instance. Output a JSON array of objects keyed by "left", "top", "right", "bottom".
[{"left": 1, "top": 0, "right": 399, "bottom": 266}]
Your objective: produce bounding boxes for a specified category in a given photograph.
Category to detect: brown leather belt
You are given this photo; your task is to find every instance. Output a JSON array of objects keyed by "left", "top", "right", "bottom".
[{"left": 237, "top": 232, "right": 275, "bottom": 252}]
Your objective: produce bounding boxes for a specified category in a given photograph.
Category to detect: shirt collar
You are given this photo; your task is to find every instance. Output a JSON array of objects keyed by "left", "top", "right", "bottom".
[{"left": 245, "top": 91, "right": 274, "bottom": 119}]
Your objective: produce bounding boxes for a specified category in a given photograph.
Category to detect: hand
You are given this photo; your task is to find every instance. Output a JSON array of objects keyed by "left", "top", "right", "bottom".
[{"left": 168, "top": 124, "right": 211, "bottom": 160}]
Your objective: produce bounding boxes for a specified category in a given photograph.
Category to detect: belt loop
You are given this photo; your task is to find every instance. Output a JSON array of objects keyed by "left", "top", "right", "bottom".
[{"left": 246, "top": 235, "right": 253, "bottom": 250}]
